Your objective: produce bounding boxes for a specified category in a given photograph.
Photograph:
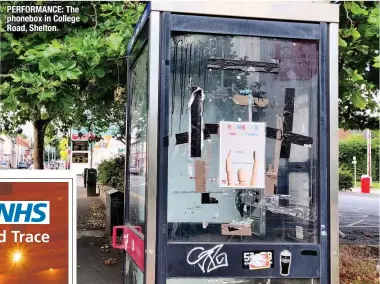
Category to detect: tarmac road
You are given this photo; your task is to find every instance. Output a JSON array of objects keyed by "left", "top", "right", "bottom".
[
  {"left": 127, "top": 175, "right": 380, "bottom": 245},
  {"left": 339, "top": 191, "right": 380, "bottom": 245}
]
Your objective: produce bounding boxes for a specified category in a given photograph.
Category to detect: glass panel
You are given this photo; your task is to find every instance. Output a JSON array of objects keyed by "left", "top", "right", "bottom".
[
  {"left": 128, "top": 44, "right": 148, "bottom": 233},
  {"left": 167, "top": 34, "right": 319, "bottom": 243},
  {"left": 124, "top": 253, "right": 144, "bottom": 284},
  {"left": 167, "top": 278, "right": 319, "bottom": 284}
]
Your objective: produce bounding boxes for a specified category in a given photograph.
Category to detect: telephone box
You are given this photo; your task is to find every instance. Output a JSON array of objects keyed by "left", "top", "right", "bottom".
[{"left": 115, "top": 2, "right": 340, "bottom": 283}]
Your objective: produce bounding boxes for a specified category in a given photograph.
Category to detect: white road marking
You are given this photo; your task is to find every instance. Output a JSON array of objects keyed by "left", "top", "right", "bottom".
[
  {"left": 344, "top": 220, "right": 365, "bottom": 227},
  {"left": 348, "top": 226, "right": 379, "bottom": 228}
]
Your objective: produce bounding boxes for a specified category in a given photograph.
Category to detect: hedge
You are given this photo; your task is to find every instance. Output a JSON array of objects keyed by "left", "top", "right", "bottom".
[
  {"left": 339, "top": 168, "right": 354, "bottom": 191},
  {"left": 97, "top": 155, "right": 125, "bottom": 192},
  {"left": 339, "top": 134, "right": 379, "bottom": 181}
]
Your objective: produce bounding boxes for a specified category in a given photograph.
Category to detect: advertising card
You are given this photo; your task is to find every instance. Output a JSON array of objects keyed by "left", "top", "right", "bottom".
[
  {"left": 0, "top": 171, "right": 76, "bottom": 284},
  {"left": 219, "top": 122, "right": 266, "bottom": 188}
]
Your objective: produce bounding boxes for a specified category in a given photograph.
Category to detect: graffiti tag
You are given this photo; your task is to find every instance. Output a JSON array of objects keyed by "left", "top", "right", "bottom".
[{"left": 186, "top": 244, "right": 228, "bottom": 273}]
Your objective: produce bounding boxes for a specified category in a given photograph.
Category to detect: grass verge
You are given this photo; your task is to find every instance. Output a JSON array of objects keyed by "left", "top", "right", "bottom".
[
  {"left": 371, "top": 181, "right": 380, "bottom": 189},
  {"left": 340, "top": 245, "right": 380, "bottom": 284}
]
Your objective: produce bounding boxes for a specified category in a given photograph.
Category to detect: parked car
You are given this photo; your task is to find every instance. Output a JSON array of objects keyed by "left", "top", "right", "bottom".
[
  {"left": 0, "top": 162, "right": 10, "bottom": 170},
  {"left": 18, "top": 162, "right": 28, "bottom": 169},
  {"left": 129, "top": 166, "right": 139, "bottom": 175}
]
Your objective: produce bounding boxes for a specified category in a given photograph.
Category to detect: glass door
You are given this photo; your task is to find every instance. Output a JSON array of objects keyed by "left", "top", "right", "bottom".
[
  {"left": 161, "top": 15, "right": 325, "bottom": 283},
  {"left": 124, "top": 38, "right": 149, "bottom": 284}
]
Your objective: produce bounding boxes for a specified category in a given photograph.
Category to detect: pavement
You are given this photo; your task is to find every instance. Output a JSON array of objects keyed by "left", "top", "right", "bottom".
[
  {"left": 351, "top": 186, "right": 380, "bottom": 195},
  {"left": 339, "top": 189, "right": 380, "bottom": 245},
  {"left": 75, "top": 171, "right": 379, "bottom": 280},
  {"left": 76, "top": 176, "right": 124, "bottom": 284}
]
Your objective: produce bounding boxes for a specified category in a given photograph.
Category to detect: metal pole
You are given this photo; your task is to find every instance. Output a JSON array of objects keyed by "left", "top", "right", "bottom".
[
  {"left": 352, "top": 156, "right": 357, "bottom": 188},
  {"left": 367, "top": 129, "right": 372, "bottom": 186},
  {"left": 90, "top": 141, "right": 93, "bottom": 168},
  {"left": 90, "top": 124, "right": 94, "bottom": 169},
  {"left": 68, "top": 129, "right": 71, "bottom": 170},
  {"left": 16, "top": 143, "right": 19, "bottom": 167}
]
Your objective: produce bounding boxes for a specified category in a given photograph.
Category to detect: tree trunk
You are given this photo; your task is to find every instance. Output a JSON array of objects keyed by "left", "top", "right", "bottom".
[{"left": 33, "top": 120, "right": 48, "bottom": 169}]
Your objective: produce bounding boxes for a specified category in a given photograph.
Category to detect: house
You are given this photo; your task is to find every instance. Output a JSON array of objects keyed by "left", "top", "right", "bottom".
[
  {"left": 0, "top": 137, "right": 4, "bottom": 161},
  {"left": 0, "top": 134, "right": 31, "bottom": 168}
]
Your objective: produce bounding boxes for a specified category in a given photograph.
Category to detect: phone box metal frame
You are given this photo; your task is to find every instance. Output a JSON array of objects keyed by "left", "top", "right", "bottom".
[{"left": 117, "top": 1, "right": 339, "bottom": 284}]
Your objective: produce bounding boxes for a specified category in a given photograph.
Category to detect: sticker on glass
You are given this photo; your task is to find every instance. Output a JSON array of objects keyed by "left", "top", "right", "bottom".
[
  {"left": 296, "top": 226, "right": 303, "bottom": 240},
  {"left": 243, "top": 251, "right": 274, "bottom": 270},
  {"left": 219, "top": 122, "right": 266, "bottom": 189},
  {"left": 280, "top": 250, "right": 292, "bottom": 276}
]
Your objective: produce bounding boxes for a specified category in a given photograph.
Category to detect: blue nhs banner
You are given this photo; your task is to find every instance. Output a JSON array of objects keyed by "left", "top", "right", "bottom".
[{"left": 0, "top": 201, "right": 50, "bottom": 224}]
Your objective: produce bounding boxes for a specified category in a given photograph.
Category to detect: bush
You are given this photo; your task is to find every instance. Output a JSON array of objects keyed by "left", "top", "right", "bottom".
[
  {"left": 339, "top": 134, "right": 379, "bottom": 181},
  {"left": 339, "top": 168, "right": 354, "bottom": 191},
  {"left": 97, "top": 155, "right": 125, "bottom": 191}
]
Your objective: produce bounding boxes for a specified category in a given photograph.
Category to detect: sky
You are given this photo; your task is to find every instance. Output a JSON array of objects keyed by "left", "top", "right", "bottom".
[{"left": 22, "top": 122, "right": 34, "bottom": 138}]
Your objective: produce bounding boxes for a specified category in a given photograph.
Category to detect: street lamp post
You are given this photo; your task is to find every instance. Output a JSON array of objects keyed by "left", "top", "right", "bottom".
[
  {"left": 366, "top": 129, "right": 372, "bottom": 186},
  {"left": 90, "top": 123, "right": 94, "bottom": 169},
  {"left": 352, "top": 156, "right": 357, "bottom": 187}
]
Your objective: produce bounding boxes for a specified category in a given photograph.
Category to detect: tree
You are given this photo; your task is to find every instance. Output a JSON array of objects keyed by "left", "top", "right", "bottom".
[
  {"left": 338, "top": 1, "right": 379, "bottom": 130},
  {"left": 0, "top": 1, "right": 144, "bottom": 168},
  {"left": 44, "top": 124, "right": 59, "bottom": 150},
  {"left": 59, "top": 137, "right": 69, "bottom": 161}
]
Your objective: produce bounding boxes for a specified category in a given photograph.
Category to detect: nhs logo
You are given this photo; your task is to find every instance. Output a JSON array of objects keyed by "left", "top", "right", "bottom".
[{"left": 0, "top": 201, "right": 50, "bottom": 224}]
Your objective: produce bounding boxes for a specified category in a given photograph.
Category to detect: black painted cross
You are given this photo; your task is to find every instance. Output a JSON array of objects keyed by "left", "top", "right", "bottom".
[{"left": 173, "top": 87, "right": 313, "bottom": 195}]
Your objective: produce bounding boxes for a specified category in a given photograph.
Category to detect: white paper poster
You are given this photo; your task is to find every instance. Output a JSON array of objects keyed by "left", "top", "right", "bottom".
[{"left": 219, "top": 122, "right": 266, "bottom": 188}]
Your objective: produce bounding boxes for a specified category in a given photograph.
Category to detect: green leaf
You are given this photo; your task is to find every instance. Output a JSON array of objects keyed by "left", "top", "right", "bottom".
[
  {"left": 89, "top": 55, "right": 101, "bottom": 66},
  {"left": 19, "top": 102, "right": 29, "bottom": 109},
  {"left": 373, "top": 62, "right": 380, "bottom": 68},
  {"left": 80, "top": 15, "right": 89, "bottom": 23},
  {"left": 108, "top": 33, "right": 123, "bottom": 51},
  {"left": 64, "top": 62, "right": 77, "bottom": 70},
  {"left": 351, "top": 92, "right": 366, "bottom": 109},
  {"left": 21, "top": 72, "right": 34, "bottom": 84},
  {"left": 65, "top": 67, "right": 82, "bottom": 80},
  {"left": 94, "top": 68, "right": 106, "bottom": 78},
  {"left": 349, "top": 28, "right": 361, "bottom": 40},
  {"left": 0, "top": 82, "right": 10, "bottom": 93},
  {"left": 34, "top": 75, "right": 46, "bottom": 87},
  {"left": 11, "top": 73, "right": 22, "bottom": 82},
  {"left": 57, "top": 99, "right": 64, "bottom": 110},
  {"left": 10, "top": 39, "right": 20, "bottom": 47},
  {"left": 38, "top": 90, "right": 55, "bottom": 101},
  {"left": 27, "top": 88, "right": 38, "bottom": 95},
  {"left": 2, "top": 88, "right": 18, "bottom": 104},
  {"left": 61, "top": 97, "right": 74, "bottom": 110},
  {"left": 57, "top": 71, "right": 67, "bottom": 81},
  {"left": 13, "top": 46, "right": 22, "bottom": 55},
  {"left": 352, "top": 70, "right": 364, "bottom": 81},
  {"left": 101, "top": 3, "right": 113, "bottom": 11},
  {"left": 39, "top": 58, "right": 51, "bottom": 73},
  {"left": 368, "top": 7, "right": 379, "bottom": 24},
  {"left": 353, "top": 45, "right": 368, "bottom": 55},
  {"left": 42, "top": 45, "right": 61, "bottom": 57},
  {"left": 51, "top": 39, "right": 62, "bottom": 49},
  {"left": 339, "top": 37, "right": 347, "bottom": 47},
  {"left": 48, "top": 81, "right": 61, "bottom": 87},
  {"left": 349, "top": 2, "right": 368, "bottom": 15}
]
